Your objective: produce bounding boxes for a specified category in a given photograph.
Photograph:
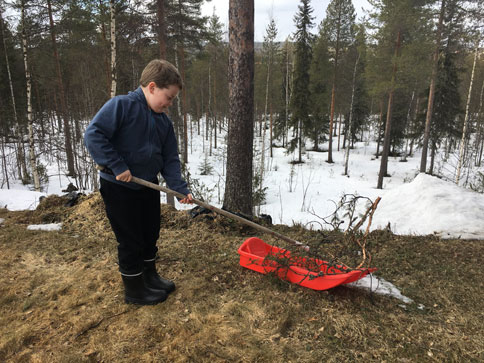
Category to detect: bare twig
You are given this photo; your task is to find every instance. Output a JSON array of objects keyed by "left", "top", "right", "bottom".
[{"left": 74, "top": 309, "right": 131, "bottom": 339}]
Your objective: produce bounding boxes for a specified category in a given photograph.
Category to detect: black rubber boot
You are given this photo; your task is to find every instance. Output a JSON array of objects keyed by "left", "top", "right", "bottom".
[
  {"left": 122, "top": 273, "right": 167, "bottom": 305},
  {"left": 143, "top": 260, "right": 176, "bottom": 293}
]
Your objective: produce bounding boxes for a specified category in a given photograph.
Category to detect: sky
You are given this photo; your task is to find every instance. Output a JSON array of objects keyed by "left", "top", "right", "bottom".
[{"left": 200, "top": 0, "right": 372, "bottom": 42}]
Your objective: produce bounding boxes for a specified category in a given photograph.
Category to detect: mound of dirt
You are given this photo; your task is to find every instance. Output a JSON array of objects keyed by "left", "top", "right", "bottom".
[{"left": 63, "top": 193, "right": 111, "bottom": 239}]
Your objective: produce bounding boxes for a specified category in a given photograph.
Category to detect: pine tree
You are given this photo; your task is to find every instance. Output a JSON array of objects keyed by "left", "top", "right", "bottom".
[
  {"left": 223, "top": 0, "right": 254, "bottom": 215},
  {"left": 321, "top": 0, "right": 355, "bottom": 163},
  {"left": 290, "top": 0, "right": 314, "bottom": 163}
]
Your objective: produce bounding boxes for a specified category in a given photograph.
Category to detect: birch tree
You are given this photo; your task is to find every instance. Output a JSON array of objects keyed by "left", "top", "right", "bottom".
[
  {"left": 456, "top": 41, "right": 479, "bottom": 185},
  {"left": 1, "top": 6, "right": 28, "bottom": 182},
  {"left": 110, "top": 0, "right": 116, "bottom": 98},
  {"left": 21, "top": 0, "right": 40, "bottom": 190}
]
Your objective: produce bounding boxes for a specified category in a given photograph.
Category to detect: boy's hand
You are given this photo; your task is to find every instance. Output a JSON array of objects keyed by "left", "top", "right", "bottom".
[
  {"left": 116, "top": 169, "right": 132, "bottom": 182},
  {"left": 179, "top": 193, "right": 194, "bottom": 204}
]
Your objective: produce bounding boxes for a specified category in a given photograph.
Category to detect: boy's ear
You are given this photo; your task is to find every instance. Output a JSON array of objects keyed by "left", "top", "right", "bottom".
[{"left": 148, "top": 81, "right": 157, "bottom": 93}]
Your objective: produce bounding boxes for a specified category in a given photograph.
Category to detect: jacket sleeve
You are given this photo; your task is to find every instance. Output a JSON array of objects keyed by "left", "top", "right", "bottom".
[
  {"left": 161, "top": 118, "right": 190, "bottom": 196},
  {"left": 84, "top": 97, "right": 129, "bottom": 176}
]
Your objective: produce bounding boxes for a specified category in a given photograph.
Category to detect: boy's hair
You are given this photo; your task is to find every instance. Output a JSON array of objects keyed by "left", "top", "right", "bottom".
[{"left": 140, "top": 59, "right": 183, "bottom": 90}]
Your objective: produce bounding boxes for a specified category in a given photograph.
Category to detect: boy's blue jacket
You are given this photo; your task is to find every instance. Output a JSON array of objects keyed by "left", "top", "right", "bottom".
[{"left": 84, "top": 87, "right": 190, "bottom": 195}]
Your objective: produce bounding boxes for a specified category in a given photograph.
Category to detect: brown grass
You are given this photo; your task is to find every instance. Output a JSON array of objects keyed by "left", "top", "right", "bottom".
[{"left": 0, "top": 194, "right": 483, "bottom": 362}]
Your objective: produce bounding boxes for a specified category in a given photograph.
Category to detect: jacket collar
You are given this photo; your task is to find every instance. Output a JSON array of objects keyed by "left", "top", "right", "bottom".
[{"left": 129, "top": 87, "right": 148, "bottom": 107}]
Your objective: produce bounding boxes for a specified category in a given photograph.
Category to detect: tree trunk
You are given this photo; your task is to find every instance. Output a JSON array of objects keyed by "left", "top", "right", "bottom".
[
  {"left": 223, "top": 0, "right": 254, "bottom": 215},
  {"left": 1, "top": 136, "right": 9, "bottom": 189},
  {"left": 344, "top": 53, "right": 359, "bottom": 176},
  {"left": 402, "top": 89, "right": 416, "bottom": 162},
  {"left": 21, "top": 1, "right": 40, "bottom": 191},
  {"left": 327, "top": 8, "right": 342, "bottom": 164},
  {"left": 179, "top": 45, "right": 188, "bottom": 164},
  {"left": 157, "top": 0, "right": 166, "bottom": 59},
  {"left": 284, "top": 46, "right": 290, "bottom": 148},
  {"left": 110, "top": 0, "right": 116, "bottom": 98},
  {"left": 337, "top": 113, "right": 342, "bottom": 151},
  {"left": 420, "top": 0, "right": 446, "bottom": 173},
  {"left": 260, "top": 51, "right": 271, "bottom": 181},
  {"left": 47, "top": 0, "right": 75, "bottom": 177},
  {"left": 99, "top": 0, "right": 111, "bottom": 96},
  {"left": 377, "top": 30, "right": 401, "bottom": 189},
  {"left": 456, "top": 42, "right": 478, "bottom": 185},
  {"left": 270, "top": 101, "right": 273, "bottom": 157},
  {"left": 429, "top": 141, "right": 436, "bottom": 175},
  {"left": 213, "top": 52, "right": 218, "bottom": 150},
  {"left": 1, "top": 8, "right": 28, "bottom": 181},
  {"left": 409, "top": 97, "right": 420, "bottom": 156},
  {"left": 473, "top": 79, "right": 484, "bottom": 166},
  {"left": 376, "top": 99, "right": 383, "bottom": 158}
]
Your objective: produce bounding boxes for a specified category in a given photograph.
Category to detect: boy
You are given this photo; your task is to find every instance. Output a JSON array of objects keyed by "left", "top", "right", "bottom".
[{"left": 84, "top": 59, "right": 193, "bottom": 305}]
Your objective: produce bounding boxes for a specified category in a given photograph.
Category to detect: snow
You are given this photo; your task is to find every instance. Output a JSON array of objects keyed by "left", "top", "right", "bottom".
[
  {"left": 27, "top": 223, "right": 62, "bottom": 231},
  {"left": 2, "top": 127, "right": 483, "bottom": 305},
  {"left": 0, "top": 188, "right": 46, "bottom": 211},
  {"left": 2, "top": 134, "right": 484, "bottom": 239},
  {"left": 347, "top": 274, "right": 414, "bottom": 304},
  {"left": 371, "top": 173, "right": 484, "bottom": 239}
]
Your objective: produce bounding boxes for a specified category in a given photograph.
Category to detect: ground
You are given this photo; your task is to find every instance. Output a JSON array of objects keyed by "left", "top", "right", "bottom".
[{"left": 0, "top": 194, "right": 482, "bottom": 362}]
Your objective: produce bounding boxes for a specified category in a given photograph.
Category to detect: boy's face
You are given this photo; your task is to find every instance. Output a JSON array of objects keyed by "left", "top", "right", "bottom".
[{"left": 145, "top": 82, "right": 180, "bottom": 114}]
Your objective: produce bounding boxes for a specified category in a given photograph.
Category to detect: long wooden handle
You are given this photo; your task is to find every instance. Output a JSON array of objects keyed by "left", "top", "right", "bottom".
[{"left": 131, "top": 176, "right": 305, "bottom": 247}]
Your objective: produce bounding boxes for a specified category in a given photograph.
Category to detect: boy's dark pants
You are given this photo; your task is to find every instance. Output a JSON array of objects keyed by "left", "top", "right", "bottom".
[{"left": 100, "top": 178, "right": 160, "bottom": 275}]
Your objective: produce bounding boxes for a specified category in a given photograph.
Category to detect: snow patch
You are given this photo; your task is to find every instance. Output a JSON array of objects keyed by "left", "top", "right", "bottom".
[
  {"left": 347, "top": 274, "right": 414, "bottom": 304},
  {"left": 27, "top": 223, "right": 62, "bottom": 231},
  {"left": 0, "top": 189, "right": 46, "bottom": 211},
  {"left": 371, "top": 173, "right": 484, "bottom": 239}
]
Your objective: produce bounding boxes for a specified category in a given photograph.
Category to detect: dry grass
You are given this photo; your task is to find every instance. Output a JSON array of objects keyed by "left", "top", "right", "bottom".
[{"left": 0, "top": 194, "right": 483, "bottom": 362}]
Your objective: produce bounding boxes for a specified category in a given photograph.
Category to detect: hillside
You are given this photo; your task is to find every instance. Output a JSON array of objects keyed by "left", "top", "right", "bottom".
[{"left": 0, "top": 194, "right": 482, "bottom": 362}]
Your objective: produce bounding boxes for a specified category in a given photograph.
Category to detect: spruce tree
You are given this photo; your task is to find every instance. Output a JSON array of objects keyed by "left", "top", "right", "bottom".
[
  {"left": 290, "top": 0, "right": 314, "bottom": 163},
  {"left": 308, "top": 30, "right": 331, "bottom": 151}
]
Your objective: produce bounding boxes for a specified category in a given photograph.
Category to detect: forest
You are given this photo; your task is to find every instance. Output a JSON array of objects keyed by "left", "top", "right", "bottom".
[
  {"left": 1, "top": 2, "right": 484, "bottom": 361},
  {"left": 0, "top": 0, "right": 483, "bottom": 211}
]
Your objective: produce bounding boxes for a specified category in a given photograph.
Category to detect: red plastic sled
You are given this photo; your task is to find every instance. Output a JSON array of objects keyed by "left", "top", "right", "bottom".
[{"left": 238, "top": 237, "right": 376, "bottom": 291}]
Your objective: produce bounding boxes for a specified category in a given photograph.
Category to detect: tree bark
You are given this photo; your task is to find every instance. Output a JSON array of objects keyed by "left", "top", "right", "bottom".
[
  {"left": 420, "top": 0, "right": 446, "bottom": 173},
  {"left": 1, "top": 8, "right": 28, "bottom": 181},
  {"left": 375, "top": 99, "right": 383, "bottom": 158},
  {"left": 99, "top": 0, "right": 111, "bottom": 96},
  {"left": 157, "top": 0, "right": 167, "bottom": 59},
  {"left": 110, "top": 0, "right": 116, "bottom": 98},
  {"left": 179, "top": 45, "right": 188, "bottom": 164},
  {"left": 473, "top": 78, "right": 484, "bottom": 166},
  {"left": 344, "top": 53, "right": 359, "bottom": 176},
  {"left": 223, "top": 0, "right": 254, "bottom": 215},
  {"left": 327, "top": 6, "right": 342, "bottom": 164},
  {"left": 377, "top": 30, "right": 401, "bottom": 189},
  {"left": 47, "top": 0, "right": 75, "bottom": 176},
  {"left": 21, "top": 0, "right": 40, "bottom": 190},
  {"left": 455, "top": 42, "right": 478, "bottom": 185}
]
